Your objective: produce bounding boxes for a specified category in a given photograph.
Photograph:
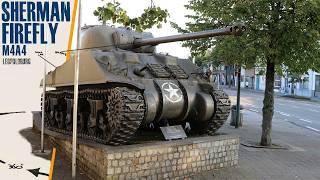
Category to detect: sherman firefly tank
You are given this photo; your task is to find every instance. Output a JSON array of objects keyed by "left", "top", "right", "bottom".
[{"left": 42, "top": 24, "right": 245, "bottom": 145}]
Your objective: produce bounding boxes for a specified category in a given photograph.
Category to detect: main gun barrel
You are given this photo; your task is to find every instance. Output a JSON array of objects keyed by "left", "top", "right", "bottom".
[{"left": 133, "top": 24, "right": 245, "bottom": 47}]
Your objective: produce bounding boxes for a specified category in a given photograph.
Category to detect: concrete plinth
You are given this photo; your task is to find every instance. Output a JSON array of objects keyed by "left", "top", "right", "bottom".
[{"left": 33, "top": 111, "right": 239, "bottom": 180}]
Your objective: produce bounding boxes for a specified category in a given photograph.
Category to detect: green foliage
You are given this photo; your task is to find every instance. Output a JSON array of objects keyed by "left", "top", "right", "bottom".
[
  {"left": 193, "top": 55, "right": 222, "bottom": 68},
  {"left": 93, "top": 1, "right": 169, "bottom": 32},
  {"left": 288, "top": 72, "right": 303, "bottom": 84},
  {"left": 172, "top": 0, "right": 320, "bottom": 74},
  {"left": 287, "top": 70, "right": 309, "bottom": 84}
]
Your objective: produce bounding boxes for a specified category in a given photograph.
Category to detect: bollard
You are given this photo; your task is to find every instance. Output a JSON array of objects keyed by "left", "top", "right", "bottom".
[{"left": 230, "top": 105, "right": 244, "bottom": 127}]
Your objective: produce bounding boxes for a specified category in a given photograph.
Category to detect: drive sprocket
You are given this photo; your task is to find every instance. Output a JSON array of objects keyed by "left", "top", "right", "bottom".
[{"left": 104, "top": 87, "right": 145, "bottom": 145}]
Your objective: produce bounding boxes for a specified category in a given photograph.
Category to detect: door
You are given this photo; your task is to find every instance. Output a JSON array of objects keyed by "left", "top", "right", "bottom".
[
  {"left": 315, "top": 75, "right": 320, "bottom": 97},
  {"left": 255, "top": 76, "right": 260, "bottom": 90}
]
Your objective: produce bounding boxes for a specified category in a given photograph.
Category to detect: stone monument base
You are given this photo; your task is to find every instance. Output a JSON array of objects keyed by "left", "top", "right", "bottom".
[{"left": 33, "top": 111, "right": 239, "bottom": 180}]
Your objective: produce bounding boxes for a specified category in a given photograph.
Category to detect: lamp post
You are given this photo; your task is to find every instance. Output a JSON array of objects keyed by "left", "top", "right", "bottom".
[{"left": 235, "top": 67, "right": 241, "bottom": 128}]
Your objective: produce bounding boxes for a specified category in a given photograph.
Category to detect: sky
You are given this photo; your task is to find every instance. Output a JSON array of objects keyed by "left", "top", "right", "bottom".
[{"left": 79, "top": 0, "right": 192, "bottom": 59}]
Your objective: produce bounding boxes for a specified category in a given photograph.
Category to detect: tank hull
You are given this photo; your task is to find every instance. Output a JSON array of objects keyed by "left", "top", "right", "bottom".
[{"left": 42, "top": 49, "right": 231, "bottom": 145}]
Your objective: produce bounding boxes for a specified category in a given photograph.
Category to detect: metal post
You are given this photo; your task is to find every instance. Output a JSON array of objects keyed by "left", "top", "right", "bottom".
[
  {"left": 217, "top": 71, "right": 220, "bottom": 90},
  {"left": 71, "top": 53, "right": 79, "bottom": 179},
  {"left": 235, "top": 67, "right": 241, "bottom": 128},
  {"left": 41, "top": 61, "right": 46, "bottom": 152},
  {"left": 72, "top": 0, "right": 81, "bottom": 178}
]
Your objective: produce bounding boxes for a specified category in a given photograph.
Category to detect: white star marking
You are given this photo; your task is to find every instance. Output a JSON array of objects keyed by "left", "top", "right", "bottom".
[
  {"left": 164, "top": 84, "right": 180, "bottom": 99},
  {"left": 162, "top": 82, "right": 182, "bottom": 103}
]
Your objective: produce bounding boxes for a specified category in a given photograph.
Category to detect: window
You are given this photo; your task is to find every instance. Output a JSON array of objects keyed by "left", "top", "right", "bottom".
[
  {"left": 274, "top": 80, "right": 281, "bottom": 89},
  {"left": 274, "top": 75, "right": 281, "bottom": 89},
  {"left": 301, "top": 77, "right": 309, "bottom": 89}
]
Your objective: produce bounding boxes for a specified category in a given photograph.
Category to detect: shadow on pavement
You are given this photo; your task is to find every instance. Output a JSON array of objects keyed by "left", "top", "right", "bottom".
[{"left": 19, "top": 127, "right": 90, "bottom": 180}]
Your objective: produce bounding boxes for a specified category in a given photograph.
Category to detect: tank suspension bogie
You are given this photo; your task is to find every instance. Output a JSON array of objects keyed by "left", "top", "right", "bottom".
[
  {"left": 65, "top": 98, "right": 74, "bottom": 131},
  {"left": 43, "top": 87, "right": 231, "bottom": 145},
  {"left": 43, "top": 87, "right": 146, "bottom": 145},
  {"left": 48, "top": 97, "right": 58, "bottom": 127},
  {"left": 87, "top": 99, "right": 103, "bottom": 136}
]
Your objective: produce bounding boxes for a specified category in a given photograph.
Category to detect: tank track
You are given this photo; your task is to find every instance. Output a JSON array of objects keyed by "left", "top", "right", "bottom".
[
  {"left": 206, "top": 90, "right": 231, "bottom": 135},
  {"left": 43, "top": 87, "right": 145, "bottom": 145},
  {"left": 189, "top": 89, "right": 231, "bottom": 135}
]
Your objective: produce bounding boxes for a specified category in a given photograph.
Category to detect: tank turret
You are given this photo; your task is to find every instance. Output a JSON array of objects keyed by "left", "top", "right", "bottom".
[
  {"left": 42, "top": 24, "right": 245, "bottom": 145},
  {"left": 80, "top": 24, "right": 245, "bottom": 53}
]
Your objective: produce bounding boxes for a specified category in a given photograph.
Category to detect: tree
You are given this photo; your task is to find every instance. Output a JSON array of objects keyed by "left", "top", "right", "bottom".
[
  {"left": 93, "top": 1, "right": 169, "bottom": 32},
  {"left": 173, "top": 0, "right": 320, "bottom": 146}
]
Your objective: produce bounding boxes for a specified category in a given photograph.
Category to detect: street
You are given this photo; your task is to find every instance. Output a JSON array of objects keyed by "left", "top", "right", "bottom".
[{"left": 225, "top": 89, "right": 320, "bottom": 135}]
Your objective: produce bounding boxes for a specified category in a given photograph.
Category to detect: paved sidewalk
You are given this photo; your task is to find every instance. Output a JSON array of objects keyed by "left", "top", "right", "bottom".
[
  {"left": 194, "top": 108, "right": 320, "bottom": 179},
  {"left": 0, "top": 112, "right": 89, "bottom": 180},
  {"left": 221, "top": 86, "right": 320, "bottom": 103}
]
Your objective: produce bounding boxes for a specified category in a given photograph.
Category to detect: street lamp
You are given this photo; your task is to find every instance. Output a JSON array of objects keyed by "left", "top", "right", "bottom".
[{"left": 235, "top": 66, "right": 241, "bottom": 128}]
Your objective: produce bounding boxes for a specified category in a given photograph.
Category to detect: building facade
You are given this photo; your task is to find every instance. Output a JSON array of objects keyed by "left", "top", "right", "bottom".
[
  {"left": 211, "top": 64, "right": 320, "bottom": 98},
  {"left": 248, "top": 68, "right": 320, "bottom": 98},
  {"left": 284, "top": 70, "right": 320, "bottom": 98},
  {"left": 222, "top": 66, "right": 319, "bottom": 98}
]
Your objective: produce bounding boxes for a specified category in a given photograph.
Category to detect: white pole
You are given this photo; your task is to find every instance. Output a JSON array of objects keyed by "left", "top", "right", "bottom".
[
  {"left": 71, "top": 51, "right": 79, "bottom": 179},
  {"left": 72, "top": 0, "right": 81, "bottom": 178},
  {"left": 41, "top": 6, "right": 50, "bottom": 153},
  {"left": 41, "top": 60, "right": 46, "bottom": 153}
]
